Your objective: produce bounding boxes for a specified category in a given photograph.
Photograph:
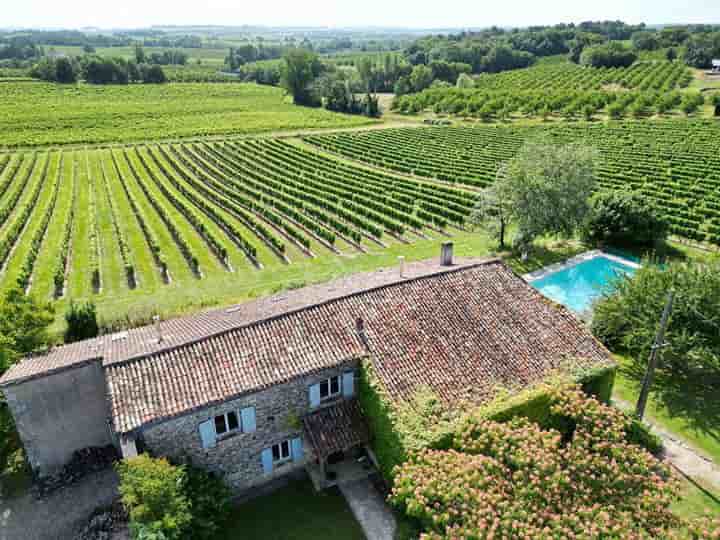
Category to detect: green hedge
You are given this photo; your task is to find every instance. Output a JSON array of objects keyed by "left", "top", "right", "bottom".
[{"left": 359, "top": 363, "right": 618, "bottom": 484}]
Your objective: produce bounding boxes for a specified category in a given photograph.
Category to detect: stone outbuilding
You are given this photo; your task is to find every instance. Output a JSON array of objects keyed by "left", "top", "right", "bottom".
[{"left": 0, "top": 249, "right": 613, "bottom": 493}]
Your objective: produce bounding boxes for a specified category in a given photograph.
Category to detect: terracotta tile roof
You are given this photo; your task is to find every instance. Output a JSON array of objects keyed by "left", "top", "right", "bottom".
[
  {"left": 1, "top": 257, "right": 614, "bottom": 436},
  {"left": 0, "top": 258, "right": 489, "bottom": 386},
  {"left": 303, "top": 399, "right": 369, "bottom": 460}
]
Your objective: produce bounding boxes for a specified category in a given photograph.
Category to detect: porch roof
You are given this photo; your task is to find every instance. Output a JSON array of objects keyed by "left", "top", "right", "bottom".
[{"left": 302, "top": 399, "right": 369, "bottom": 461}]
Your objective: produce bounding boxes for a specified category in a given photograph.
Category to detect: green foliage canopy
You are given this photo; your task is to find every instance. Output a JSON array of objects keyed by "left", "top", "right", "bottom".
[
  {"left": 592, "top": 261, "right": 720, "bottom": 376},
  {"left": 281, "top": 48, "right": 322, "bottom": 106},
  {"left": 581, "top": 190, "right": 669, "bottom": 247},
  {"left": 475, "top": 143, "right": 596, "bottom": 249},
  {"left": 580, "top": 42, "right": 638, "bottom": 68}
]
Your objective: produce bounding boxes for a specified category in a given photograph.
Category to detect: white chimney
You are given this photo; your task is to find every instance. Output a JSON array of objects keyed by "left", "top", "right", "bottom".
[
  {"left": 398, "top": 255, "right": 405, "bottom": 277},
  {"left": 440, "top": 242, "right": 454, "bottom": 266}
]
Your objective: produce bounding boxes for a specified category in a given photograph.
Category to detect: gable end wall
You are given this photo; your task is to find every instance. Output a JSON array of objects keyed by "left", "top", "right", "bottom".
[{"left": 3, "top": 361, "right": 112, "bottom": 477}]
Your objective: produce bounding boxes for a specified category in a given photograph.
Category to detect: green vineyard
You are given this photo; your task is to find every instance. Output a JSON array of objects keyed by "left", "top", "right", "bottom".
[
  {"left": 305, "top": 120, "right": 720, "bottom": 245},
  {"left": 0, "top": 139, "right": 476, "bottom": 304},
  {"left": 473, "top": 60, "right": 692, "bottom": 92}
]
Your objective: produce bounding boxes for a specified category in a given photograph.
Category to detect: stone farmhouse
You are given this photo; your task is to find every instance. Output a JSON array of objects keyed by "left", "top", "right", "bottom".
[{"left": 0, "top": 246, "right": 613, "bottom": 494}]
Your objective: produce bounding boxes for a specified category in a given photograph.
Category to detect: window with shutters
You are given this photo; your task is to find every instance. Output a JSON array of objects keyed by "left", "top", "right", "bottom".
[
  {"left": 319, "top": 375, "right": 341, "bottom": 402},
  {"left": 214, "top": 411, "right": 240, "bottom": 436},
  {"left": 271, "top": 440, "right": 292, "bottom": 465}
]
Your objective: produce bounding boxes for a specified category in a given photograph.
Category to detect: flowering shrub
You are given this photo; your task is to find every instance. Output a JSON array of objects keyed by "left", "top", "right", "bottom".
[{"left": 391, "top": 387, "right": 717, "bottom": 538}]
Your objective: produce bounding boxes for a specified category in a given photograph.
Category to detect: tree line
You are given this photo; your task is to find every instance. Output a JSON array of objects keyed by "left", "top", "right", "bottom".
[{"left": 31, "top": 55, "right": 167, "bottom": 84}]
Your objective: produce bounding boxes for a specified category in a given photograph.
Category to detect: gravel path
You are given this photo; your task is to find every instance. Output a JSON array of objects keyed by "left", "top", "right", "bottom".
[
  {"left": 339, "top": 477, "right": 396, "bottom": 540},
  {"left": 0, "top": 468, "right": 119, "bottom": 540},
  {"left": 614, "top": 398, "right": 720, "bottom": 491}
]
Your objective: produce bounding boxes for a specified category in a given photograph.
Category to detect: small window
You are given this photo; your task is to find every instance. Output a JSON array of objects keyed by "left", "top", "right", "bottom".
[
  {"left": 214, "top": 411, "right": 241, "bottom": 437},
  {"left": 272, "top": 440, "right": 291, "bottom": 464},
  {"left": 319, "top": 375, "right": 342, "bottom": 401}
]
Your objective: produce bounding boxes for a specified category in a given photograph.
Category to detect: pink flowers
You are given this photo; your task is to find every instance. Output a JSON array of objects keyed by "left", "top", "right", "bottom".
[{"left": 391, "top": 387, "right": 717, "bottom": 539}]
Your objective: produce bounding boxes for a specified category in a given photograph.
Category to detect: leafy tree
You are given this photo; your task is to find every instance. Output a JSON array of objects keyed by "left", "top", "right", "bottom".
[
  {"left": 593, "top": 261, "right": 720, "bottom": 376},
  {"left": 580, "top": 42, "right": 637, "bottom": 68},
  {"left": 55, "top": 57, "right": 78, "bottom": 83},
  {"left": 184, "top": 465, "right": 232, "bottom": 540},
  {"left": 469, "top": 173, "right": 514, "bottom": 249},
  {"left": 582, "top": 190, "right": 668, "bottom": 247},
  {"left": 134, "top": 43, "right": 146, "bottom": 64},
  {"left": 391, "top": 387, "right": 694, "bottom": 538},
  {"left": 117, "top": 455, "right": 192, "bottom": 540},
  {"left": 409, "top": 64, "right": 433, "bottom": 92},
  {"left": 30, "top": 56, "right": 79, "bottom": 83},
  {"left": 680, "top": 91, "right": 703, "bottom": 115},
  {"left": 682, "top": 32, "right": 720, "bottom": 68},
  {"left": 712, "top": 93, "right": 720, "bottom": 117},
  {"left": 393, "top": 76, "right": 412, "bottom": 96},
  {"left": 281, "top": 48, "right": 322, "bottom": 106},
  {"left": 141, "top": 64, "right": 167, "bottom": 84},
  {"left": 64, "top": 301, "right": 99, "bottom": 343},
  {"left": 82, "top": 44, "right": 96, "bottom": 54},
  {"left": 0, "top": 288, "right": 53, "bottom": 357},
  {"left": 487, "top": 143, "right": 596, "bottom": 250},
  {"left": 632, "top": 30, "right": 660, "bottom": 51},
  {"left": 117, "top": 455, "right": 232, "bottom": 540},
  {"left": 665, "top": 46, "right": 678, "bottom": 62}
]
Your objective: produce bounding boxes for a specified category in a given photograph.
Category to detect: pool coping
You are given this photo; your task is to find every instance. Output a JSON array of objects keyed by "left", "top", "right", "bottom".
[{"left": 522, "top": 249, "right": 641, "bottom": 283}]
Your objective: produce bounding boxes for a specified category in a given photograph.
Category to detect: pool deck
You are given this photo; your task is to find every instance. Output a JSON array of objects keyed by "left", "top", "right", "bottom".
[{"left": 522, "top": 250, "right": 641, "bottom": 282}]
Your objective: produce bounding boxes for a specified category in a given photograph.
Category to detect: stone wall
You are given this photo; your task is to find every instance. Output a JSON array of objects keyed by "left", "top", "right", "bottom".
[
  {"left": 3, "top": 361, "right": 113, "bottom": 477},
  {"left": 141, "top": 361, "right": 358, "bottom": 492}
]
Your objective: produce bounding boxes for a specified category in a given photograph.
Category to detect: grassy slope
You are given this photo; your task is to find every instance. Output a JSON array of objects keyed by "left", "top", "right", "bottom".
[
  {"left": 613, "top": 355, "right": 720, "bottom": 466},
  {"left": 221, "top": 479, "right": 364, "bottom": 540},
  {"left": 0, "top": 82, "right": 374, "bottom": 147}
]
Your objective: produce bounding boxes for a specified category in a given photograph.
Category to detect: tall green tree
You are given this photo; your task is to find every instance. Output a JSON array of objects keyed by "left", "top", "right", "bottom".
[
  {"left": 281, "top": 48, "right": 321, "bottom": 106},
  {"left": 474, "top": 143, "right": 597, "bottom": 251},
  {"left": 0, "top": 288, "right": 54, "bottom": 360}
]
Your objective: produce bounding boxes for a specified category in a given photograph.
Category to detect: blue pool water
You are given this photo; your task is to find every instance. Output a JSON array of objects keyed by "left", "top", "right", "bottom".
[{"left": 531, "top": 255, "right": 638, "bottom": 314}]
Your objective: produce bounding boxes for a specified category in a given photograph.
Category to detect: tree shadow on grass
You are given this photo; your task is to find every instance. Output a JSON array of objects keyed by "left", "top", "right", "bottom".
[
  {"left": 619, "top": 360, "right": 720, "bottom": 453},
  {"left": 504, "top": 241, "right": 587, "bottom": 275}
]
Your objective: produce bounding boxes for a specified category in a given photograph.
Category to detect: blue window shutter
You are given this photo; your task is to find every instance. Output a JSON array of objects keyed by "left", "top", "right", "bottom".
[
  {"left": 342, "top": 371, "right": 355, "bottom": 398},
  {"left": 261, "top": 448, "right": 273, "bottom": 474},
  {"left": 291, "top": 438, "right": 304, "bottom": 462},
  {"left": 241, "top": 407, "right": 256, "bottom": 433},
  {"left": 199, "top": 419, "right": 217, "bottom": 449},
  {"left": 309, "top": 383, "right": 321, "bottom": 408}
]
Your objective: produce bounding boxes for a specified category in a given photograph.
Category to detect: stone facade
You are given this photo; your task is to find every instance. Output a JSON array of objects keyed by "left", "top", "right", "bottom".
[
  {"left": 141, "top": 361, "right": 358, "bottom": 492},
  {"left": 3, "top": 361, "right": 113, "bottom": 477}
]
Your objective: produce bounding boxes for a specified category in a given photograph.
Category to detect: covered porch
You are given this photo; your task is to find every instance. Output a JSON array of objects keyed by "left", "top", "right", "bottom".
[{"left": 302, "top": 399, "right": 376, "bottom": 490}]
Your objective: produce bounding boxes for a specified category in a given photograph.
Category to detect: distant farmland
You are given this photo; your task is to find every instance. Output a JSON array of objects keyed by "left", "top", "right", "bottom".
[{"left": 0, "top": 82, "right": 374, "bottom": 147}]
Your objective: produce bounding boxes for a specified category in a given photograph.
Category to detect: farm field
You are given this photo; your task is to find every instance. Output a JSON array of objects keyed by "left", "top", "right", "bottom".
[
  {"left": 473, "top": 59, "right": 692, "bottom": 92},
  {"left": 0, "top": 137, "right": 479, "bottom": 329},
  {"left": 0, "top": 82, "right": 374, "bottom": 147},
  {"left": 306, "top": 120, "right": 720, "bottom": 245},
  {"left": 50, "top": 45, "right": 230, "bottom": 65}
]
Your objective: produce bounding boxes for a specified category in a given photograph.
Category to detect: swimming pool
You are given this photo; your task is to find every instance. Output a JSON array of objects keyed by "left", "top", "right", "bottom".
[{"left": 526, "top": 251, "right": 639, "bottom": 315}]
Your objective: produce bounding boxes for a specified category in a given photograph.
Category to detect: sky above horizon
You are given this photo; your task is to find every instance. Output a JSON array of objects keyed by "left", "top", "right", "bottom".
[{"left": 5, "top": 0, "right": 720, "bottom": 30}]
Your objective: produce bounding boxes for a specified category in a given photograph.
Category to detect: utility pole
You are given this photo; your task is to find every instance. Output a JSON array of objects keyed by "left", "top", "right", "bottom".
[{"left": 635, "top": 290, "right": 675, "bottom": 420}]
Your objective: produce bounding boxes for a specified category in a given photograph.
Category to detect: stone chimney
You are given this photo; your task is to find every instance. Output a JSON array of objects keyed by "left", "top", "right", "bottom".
[
  {"left": 440, "top": 242, "right": 454, "bottom": 266},
  {"left": 153, "top": 315, "right": 163, "bottom": 343}
]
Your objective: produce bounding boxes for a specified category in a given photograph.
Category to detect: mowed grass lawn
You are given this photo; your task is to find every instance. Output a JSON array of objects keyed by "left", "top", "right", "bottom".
[
  {"left": 613, "top": 356, "right": 720, "bottom": 518},
  {"left": 221, "top": 479, "right": 364, "bottom": 540},
  {"left": 0, "top": 81, "right": 374, "bottom": 147}
]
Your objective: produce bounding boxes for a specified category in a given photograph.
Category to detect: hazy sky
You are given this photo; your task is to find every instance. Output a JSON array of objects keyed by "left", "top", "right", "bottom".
[{"left": 5, "top": 0, "right": 720, "bottom": 30}]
